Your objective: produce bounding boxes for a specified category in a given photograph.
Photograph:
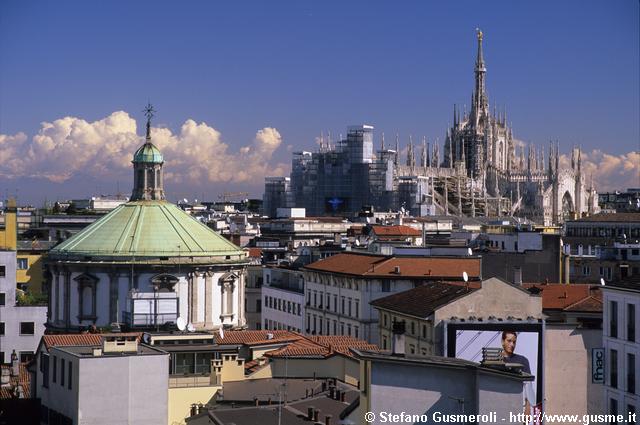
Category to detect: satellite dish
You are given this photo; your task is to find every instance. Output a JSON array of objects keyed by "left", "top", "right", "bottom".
[
  {"left": 176, "top": 316, "right": 187, "bottom": 331},
  {"left": 218, "top": 326, "right": 225, "bottom": 340},
  {"left": 600, "top": 278, "right": 606, "bottom": 286},
  {"left": 142, "top": 333, "right": 151, "bottom": 344},
  {"left": 187, "top": 323, "right": 196, "bottom": 332},
  {"left": 467, "top": 248, "right": 473, "bottom": 256},
  {"left": 354, "top": 240, "right": 361, "bottom": 247},
  {"left": 462, "top": 271, "right": 469, "bottom": 282}
]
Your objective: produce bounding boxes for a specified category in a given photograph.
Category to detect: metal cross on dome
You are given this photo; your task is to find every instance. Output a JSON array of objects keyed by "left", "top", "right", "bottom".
[{"left": 143, "top": 102, "right": 155, "bottom": 121}]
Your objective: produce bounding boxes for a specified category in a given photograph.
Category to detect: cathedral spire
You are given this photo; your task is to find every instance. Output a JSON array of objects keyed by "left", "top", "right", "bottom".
[
  {"left": 421, "top": 136, "right": 427, "bottom": 168},
  {"left": 394, "top": 134, "right": 400, "bottom": 166},
  {"left": 472, "top": 28, "right": 488, "bottom": 124},
  {"left": 381, "top": 132, "right": 385, "bottom": 150}
]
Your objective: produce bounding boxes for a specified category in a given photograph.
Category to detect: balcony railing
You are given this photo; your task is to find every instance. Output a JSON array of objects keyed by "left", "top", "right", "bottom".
[{"left": 122, "top": 311, "right": 178, "bottom": 327}]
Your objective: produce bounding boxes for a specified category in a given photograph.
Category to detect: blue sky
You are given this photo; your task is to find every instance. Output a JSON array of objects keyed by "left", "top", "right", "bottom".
[{"left": 0, "top": 0, "right": 638, "bottom": 204}]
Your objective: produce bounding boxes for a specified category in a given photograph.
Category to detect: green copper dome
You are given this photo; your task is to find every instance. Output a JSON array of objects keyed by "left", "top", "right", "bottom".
[
  {"left": 133, "top": 142, "right": 164, "bottom": 163},
  {"left": 49, "top": 200, "right": 245, "bottom": 263}
]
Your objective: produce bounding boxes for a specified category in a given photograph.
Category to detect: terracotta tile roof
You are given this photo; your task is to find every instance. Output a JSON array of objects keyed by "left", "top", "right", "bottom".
[
  {"left": 304, "top": 253, "right": 481, "bottom": 280},
  {"left": 524, "top": 284, "right": 602, "bottom": 312},
  {"left": 265, "top": 335, "right": 380, "bottom": 359},
  {"left": 570, "top": 213, "right": 640, "bottom": 223},
  {"left": 0, "top": 363, "right": 31, "bottom": 399},
  {"left": 42, "top": 333, "right": 142, "bottom": 350},
  {"left": 246, "top": 248, "right": 262, "bottom": 258},
  {"left": 370, "top": 282, "right": 477, "bottom": 317},
  {"left": 244, "top": 357, "right": 270, "bottom": 374},
  {"left": 213, "top": 330, "right": 302, "bottom": 346},
  {"left": 371, "top": 225, "right": 422, "bottom": 237}
]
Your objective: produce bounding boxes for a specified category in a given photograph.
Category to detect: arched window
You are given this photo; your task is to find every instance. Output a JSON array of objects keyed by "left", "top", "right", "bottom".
[{"left": 74, "top": 273, "right": 98, "bottom": 321}]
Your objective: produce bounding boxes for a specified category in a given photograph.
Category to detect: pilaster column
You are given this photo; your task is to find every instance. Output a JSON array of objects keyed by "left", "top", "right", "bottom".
[
  {"left": 109, "top": 272, "right": 120, "bottom": 323},
  {"left": 204, "top": 271, "right": 213, "bottom": 326},
  {"left": 64, "top": 269, "right": 71, "bottom": 329}
]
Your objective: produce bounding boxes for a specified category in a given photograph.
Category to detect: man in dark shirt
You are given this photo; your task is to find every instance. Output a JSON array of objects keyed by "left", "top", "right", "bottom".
[
  {"left": 501, "top": 331, "right": 534, "bottom": 419},
  {"left": 501, "top": 331, "right": 531, "bottom": 374}
]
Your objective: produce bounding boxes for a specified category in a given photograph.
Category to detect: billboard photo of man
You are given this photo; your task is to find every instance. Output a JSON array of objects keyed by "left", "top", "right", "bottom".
[{"left": 501, "top": 331, "right": 535, "bottom": 418}]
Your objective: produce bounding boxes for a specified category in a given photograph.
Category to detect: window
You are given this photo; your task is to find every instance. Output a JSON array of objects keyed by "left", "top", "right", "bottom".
[
  {"left": 347, "top": 324, "right": 351, "bottom": 336},
  {"left": 0, "top": 293, "right": 5, "bottom": 306},
  {"left": 195, "top": 353, "right": 212, "bottom": 374},
  {"left": 383, "top": 314, "right": 388, "bottom": 327},
  {"left": 582, "top": 266, "right": 591, "bottom": 276},
  {"left": 628, "top": 353, "right": 635, "bottom": 394},
  {"left": 632, "top": 249, "right": 639, "bottom": 256},
  {"left": 410, "top": 344, "right": 416, "bottom": 354},
  {"left": 348, "top": 298, "right": 352, "bottom": 316},
  {"left": 355, "top": 326, "right": 359, "bottom": 338},
  {"left": 17, "top": 258, "right": 28, "bottom": 270},
  {"left": 0, "top": 266, "right": 5, "bottom": 277},
  {"left": 411, "top": 322, "right": 416, "bottom": 335},
  {"left": 20, "top": 322, "right": 35, "bottom": 335},
  {"left": 355, "top": 300, "right": 359, "bottom": 318},
  {"left": 326, "top": 319, "right": 330, "bottom": 335},
  {"left": 264, "top": 296, "right": 268, "bottom": 309},
  {"left": 382, "top": 280, "right": 391, "bottom": 292},
  {"left": 333, "top": 295, "right": 338, "bottom": 312},
  {"left": 175, "top": 353, "right": 195, "bottom": 374},
  {"left": 611, "top": 301, "right": 618, "bottom": 338},
  {"left": 0, "top": 322, "right": 4, "bottom": 336},
  {"left": 68, "top": 362, "right": 72, "bottom": 390},
  {"left": 340, "top": 322, "right": 344, "bottom": 335},
  {"left": 60, "top": 359, "right": 65, "bottom": 387},
  {"left": 256, "top": 299, "right": 261, "bottom": 313},
  {"left": 19, "top": 351, "right": 34, "bottom": 363},
  {"left": 610, "top": 398, "right": 618, "bottom": 424},
  {"left": 0, "top": 352, "right": 4, "bottom": 364},
  {"left": 611, "top": 349, "right": 618, "bottom": 388},
  {"left": 629, "top": 304, "right": 636, "bottom": 342},
  {"left": 422, "top": 325, "right": 427, "bottom": 339},
  {"left": 53, "top": 356, "right": 57, "bottom": 383},
  {"left": 382, "top": 336, "right": 387, "bottom": 350},
  {"left": 326, "top": 294, "right": 330, "bottom": 310}
]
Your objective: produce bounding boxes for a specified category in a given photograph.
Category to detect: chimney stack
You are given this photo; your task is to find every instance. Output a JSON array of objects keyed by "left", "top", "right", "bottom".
[
  {"left": 391, "top": 320, "right": 406, "bottom": 356},
  {"left": 513, "top": 267, "right": 522, "bottom": 286},
  {"left": 10, "top": 350, "right": 19, "bottom": 378}
]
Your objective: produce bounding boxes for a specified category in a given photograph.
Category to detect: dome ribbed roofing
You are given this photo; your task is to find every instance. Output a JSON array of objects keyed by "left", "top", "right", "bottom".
[
  {"left": 49, "top": 200, "right": 245, "bottom": 262},
  {"left": 133, "top": 142, "right": 164, "bottom": 163}
]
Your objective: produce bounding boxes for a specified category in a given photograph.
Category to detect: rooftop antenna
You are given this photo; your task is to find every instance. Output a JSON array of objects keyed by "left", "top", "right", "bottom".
[
  {"left": 600, "top": 278, "right": 605, "bottom": 287},
  {"left": 177, "top": 316, "right": 187, "bottom": 332},
  {"left": 218, "top": 326, "right": 225, "bottom": 340}
]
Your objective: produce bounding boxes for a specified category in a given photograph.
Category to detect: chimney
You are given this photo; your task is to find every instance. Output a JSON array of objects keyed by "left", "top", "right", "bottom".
[
  {"left": 307, "top": 406, "right": 315, "bottom": 421},
  {"left": 391, "top": 320, "right": 406, "bottom": 356},
  {"left": 10, "top": 350, "right": 19, "bottom": 378},
  {"left": 313, "top": 409, "right": 320, "bottom": 422},
  {"left": 325, "top": 415, "right": 333, "bottom": 425},
  {"left": 513, "top": 267, "right": 522, "bottom": 286},
  {"left": 393, "top": 266, "right": 401, "bottom": 274}
]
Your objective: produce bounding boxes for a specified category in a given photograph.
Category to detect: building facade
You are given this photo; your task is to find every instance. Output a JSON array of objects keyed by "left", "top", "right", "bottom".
[
  {"left": 0, "top": 250, "right": 47, "bottom": 364},
  {"left": 602, "top": 279, "right": 640, "bottom": 417},
  {"left": 302, "top": 252, "right": 481, "bottom": 345}
]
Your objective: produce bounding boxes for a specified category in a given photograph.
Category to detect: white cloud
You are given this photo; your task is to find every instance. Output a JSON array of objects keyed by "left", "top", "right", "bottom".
[
  {"left": 0, "top": 111, "right": 289, "bottom": 186},
  {"left": 559, "top": 149, "right": 640, "bottom": 191}
]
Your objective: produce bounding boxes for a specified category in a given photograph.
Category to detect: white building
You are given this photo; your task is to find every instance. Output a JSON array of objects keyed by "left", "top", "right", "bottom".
[
  {"left": 35, "top": 334, "right": 169, "bottom": 425},
  {"left": 302, "top": 252, "right": 482, "bottom": 344},
  {"left": 602, "top": 279, "right": 640, "bottom": 417},
  {"left": 0, "top": 250, "right": 46, "bottom": 363},
  {"left": 261, "top": 266, "right": 305, "bottom": 333}
]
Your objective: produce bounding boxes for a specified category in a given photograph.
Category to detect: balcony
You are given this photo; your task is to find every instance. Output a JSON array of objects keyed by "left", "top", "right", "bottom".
[{"left": 123, "top": 291, "right": 179, "bottom": 327}]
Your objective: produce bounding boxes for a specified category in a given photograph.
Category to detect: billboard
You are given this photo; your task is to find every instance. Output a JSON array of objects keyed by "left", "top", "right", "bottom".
[{"left": 445, "top": 322, "right": 544, "bottom": 418}]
